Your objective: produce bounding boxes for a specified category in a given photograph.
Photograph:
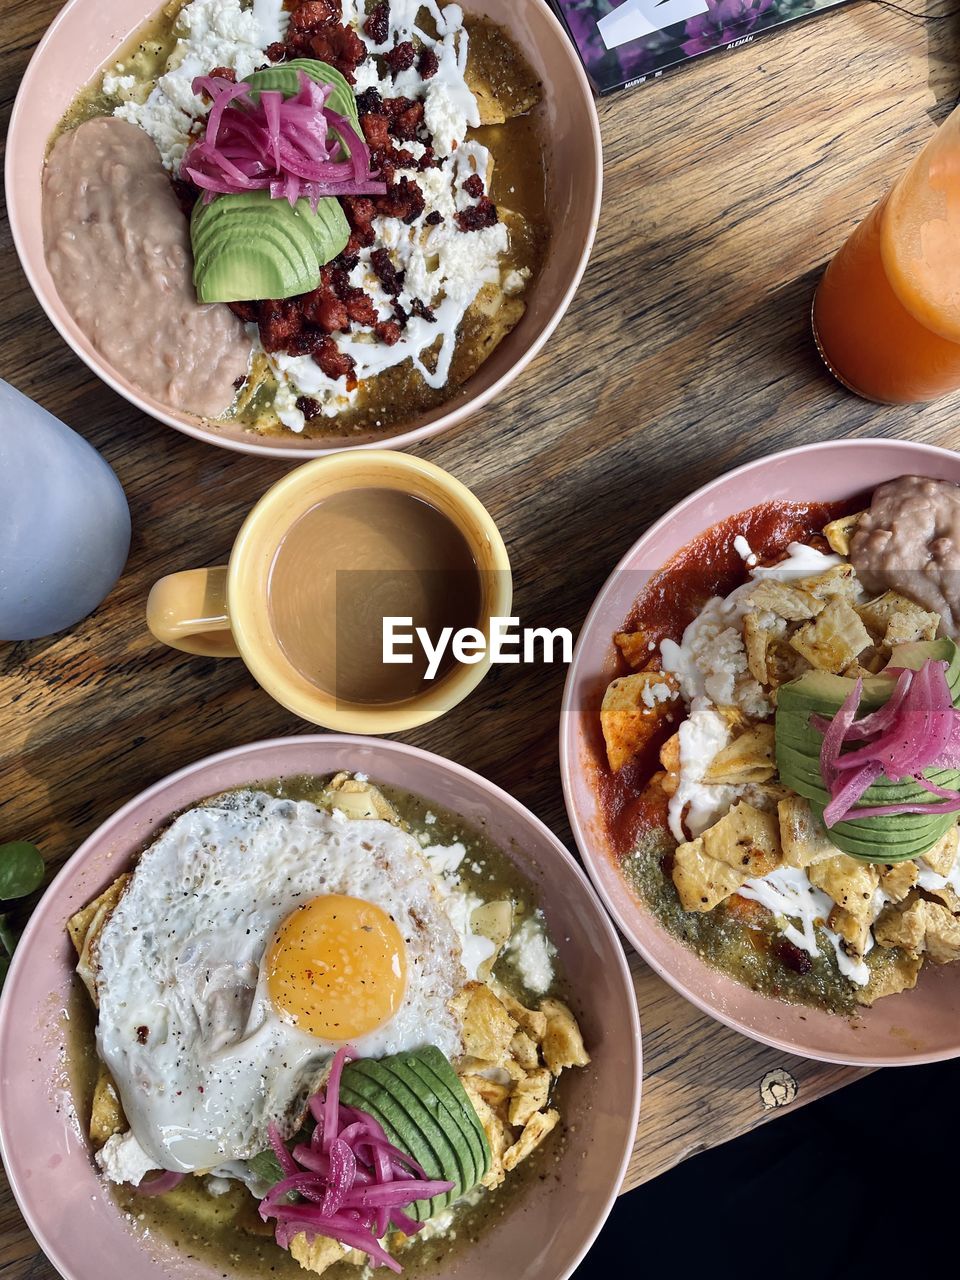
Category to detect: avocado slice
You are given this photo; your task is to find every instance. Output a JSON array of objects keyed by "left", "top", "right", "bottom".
[
  {"left": 190, "top": 190, "right": 349, "bottom": 304},
  {"left": 810, "top": 805, "right": 956, "bottom": 862},
  {"left": 375, "top": 1055, "right": 482, "bottom": 1194},
  {"left": 889, "top": 637, "right": 960, "bottom": 686},
  {"left": 192, "top": 217, "right": 319, "bottom": 294},
  {"left": 193, "top": 243, "right": 296, "bottom": 305},
  {"left": 410, "top": 1046, "right": 491, "bottom": 1179},
  {"left": 339, "top": 1068, "right": 455, "bottom": 1222},
  {"left": 347, "top": 1060, "right": 465, "bottom": 1208},
  {"left": 775, "top": 638, "right": 960, "bottom": 863},
  {"left": 245, "top": 59, "right": 359, "bottom": 123}
]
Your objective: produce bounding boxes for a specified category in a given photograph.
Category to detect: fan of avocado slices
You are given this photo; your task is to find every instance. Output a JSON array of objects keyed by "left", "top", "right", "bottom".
[
  {"left": 776, "top": 638, "right": 960, "bottom": 863},
  {"left": 248, "top": 1047, "right": 491, "bottom": 1225},
  {"left": 190, "top": 61, "right": 356, "bottom": 305}
]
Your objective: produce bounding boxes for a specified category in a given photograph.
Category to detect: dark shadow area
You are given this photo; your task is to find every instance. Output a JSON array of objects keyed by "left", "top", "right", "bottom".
[{"left": 575, "top": 1057, "right": 956, "bottom": 1277}]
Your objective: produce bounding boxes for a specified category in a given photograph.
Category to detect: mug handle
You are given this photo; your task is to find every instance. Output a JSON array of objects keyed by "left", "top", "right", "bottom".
[{"left": 146, "top": 567, "right": 240, "bottom": 657}]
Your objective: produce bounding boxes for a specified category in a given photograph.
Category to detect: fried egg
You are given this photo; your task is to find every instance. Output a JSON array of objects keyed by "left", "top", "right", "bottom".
[{"left": 93, "top": 791, "right": 467, "bottom": 1175}]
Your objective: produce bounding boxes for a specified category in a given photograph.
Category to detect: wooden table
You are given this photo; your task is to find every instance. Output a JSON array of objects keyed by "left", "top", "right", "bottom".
[{"left": 2, "top": 0, "right": 959, "bottom": 1266}]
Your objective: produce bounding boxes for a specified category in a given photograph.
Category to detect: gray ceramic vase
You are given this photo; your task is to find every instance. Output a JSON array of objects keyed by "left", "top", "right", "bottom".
[{"left": 0, "top": 379, "right": 131, "bottom": 641}]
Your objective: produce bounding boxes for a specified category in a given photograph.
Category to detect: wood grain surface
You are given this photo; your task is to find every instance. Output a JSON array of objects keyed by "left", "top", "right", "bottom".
[{"left": 2, "top": 0, "right": 960, "bottom": 1271}]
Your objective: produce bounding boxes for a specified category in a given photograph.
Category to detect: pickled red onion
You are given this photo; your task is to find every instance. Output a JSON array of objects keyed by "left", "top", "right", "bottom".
[
  {"left": 812, "top": 659, "right": 960, "bottom": 825},
  {"left": 181, "top": 73, "right": 386, "bottom": 210},
  {"left": 259, "top": 1047, "right": 454, "bottom": 1272}
]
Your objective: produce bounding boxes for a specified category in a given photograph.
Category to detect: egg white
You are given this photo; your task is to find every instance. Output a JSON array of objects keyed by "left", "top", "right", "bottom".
[{"left": 93, "top": 791, "right": 467, "bottom": 1174}]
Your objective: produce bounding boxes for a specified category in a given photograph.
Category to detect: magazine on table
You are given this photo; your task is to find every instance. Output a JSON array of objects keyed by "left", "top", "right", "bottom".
[{"left": 550, "top": 0, "right": 853, "bottom": 93}]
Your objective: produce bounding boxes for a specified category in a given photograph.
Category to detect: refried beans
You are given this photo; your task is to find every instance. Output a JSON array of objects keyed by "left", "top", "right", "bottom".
[
  {"left": 42, "top": 118, "right": 251, "bottom": 418},
  {"left": 850, "top": 475, "right": 960, "bottom": 634}
]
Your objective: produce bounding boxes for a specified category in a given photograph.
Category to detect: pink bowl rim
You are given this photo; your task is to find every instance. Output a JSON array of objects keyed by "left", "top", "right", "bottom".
[
  {"left": 560, "top": 435, "right": 960, "bottom": 1067},
  {"left": 0, "top": 734, "right": 641, "bottom": 1280},
  {"left": 5, "top": 0, "right": 603, "bottom": 460}
]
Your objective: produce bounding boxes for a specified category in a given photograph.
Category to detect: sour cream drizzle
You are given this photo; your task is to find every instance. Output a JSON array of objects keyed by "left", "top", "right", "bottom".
[{"left": 269, "top": 2, "right": 513, "bottom": 430}]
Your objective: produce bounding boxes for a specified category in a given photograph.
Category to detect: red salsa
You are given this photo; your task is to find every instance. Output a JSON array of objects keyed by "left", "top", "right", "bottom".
[{"left": 597, "top": 499, "right": 850, "bottom": 858}]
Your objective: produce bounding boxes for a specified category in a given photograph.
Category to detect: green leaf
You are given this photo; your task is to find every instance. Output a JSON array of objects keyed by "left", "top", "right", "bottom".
[
  {"left": 247, "top": 1147, "right": 285, "bottom": 1186},
  {"left": 0, "top": 954, "right": 9, "bottom": 987},
  {"left": 0, "top": 913, "right": 17, "bottom": 957},
  {"left": 0, "top": 842, "right": 44, "bottom": 901}
]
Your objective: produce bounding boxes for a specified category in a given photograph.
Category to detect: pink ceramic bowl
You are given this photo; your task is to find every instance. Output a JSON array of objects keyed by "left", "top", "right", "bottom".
[
  {"left": 6, "top": 0, "right": 601, "bottom": 459},
  {"left": 561, "top": 438, "right": 960, "bottom": 1066},
  {"left": 0, "top": 737, "right": 640, "bottom": 1280}
]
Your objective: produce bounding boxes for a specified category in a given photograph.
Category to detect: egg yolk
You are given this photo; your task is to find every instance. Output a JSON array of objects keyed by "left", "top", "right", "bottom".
[{"left": 266, "top": 895, "right": 407, "bottom": 1040}]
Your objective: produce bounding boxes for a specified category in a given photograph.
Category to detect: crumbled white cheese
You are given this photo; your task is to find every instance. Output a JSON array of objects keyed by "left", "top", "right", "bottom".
[
  {"left": 424, "top": 79, "right": 469, "bottom": 152},
  {"left": 503, "top": 267, "right": 532, "bottom": 296},
  {"left": 110, "top": 0, "right": 283, "bottom": 170},
  {"left": 641, "top": 679, "right": 675, "bottom": 710},
  {"left": 506, "top": 913, "right": 556, "bottom": 996},
  {"left": 102, "top": 71, "right": 139, "bottom": 101},
  {"left": 419, "top": 840, "right": 496, "bottom": 979},
  {"left": 421, "top": 840, "right": 467, "bottom": 879},
  {"left": 662, "top": 592, "right": 769, "bottom": 721},
  {"left": 96, "top": 1131, "right": 157, "bottom": 1186}
]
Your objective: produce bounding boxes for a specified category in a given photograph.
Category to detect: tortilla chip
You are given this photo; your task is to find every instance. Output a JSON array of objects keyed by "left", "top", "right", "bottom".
[
  {"left": 464, "top": 32, "right": 542, "bottom": 125},
  {"left": 828, "top": 903, "right": 872, "bottom": 958},
  {"left": 855, "top": 591, "right": 939, "bottom": 647},
  {"left": 778, "top": 796, "right": 837, "bottom": 869},
  {"left": 508, "top": 1067, "right": 551, "bottom": 1127},
  {"left": 89, "top": 1064, "right": 127, "bottom": 1147},
  {"left": 451, "top": 982, "right": 517, "bottom": 1066},
  {"left": 788, "top": 598, "right": 871, "bottom": 673},
  {"left": 502, "top": 1108, "right": 559, "bottom": 1172},
  {"left": 883, "top": 607, "right": 941, "bottom": 648},
  {"left": 803, "top": 564, "right": 862, "bottom": 602},
  {"left": 807, "top": 854, "right": 879, "bottom": 916},
  {"left": 460, "top": 1076, "right": 509, "bottom": 1190},
  {"left": 321, "top": 774, "right": 400, "bottom": 824},
  {"left": 69, "top": 874, "right": 131, "bottom": 1005},
  {"left": 615, "top": 629, "right": 658, "bottom": 671},
  {"left": 856, "top": 949, "right": 923, "bottom": 1006},
  {"left": 879, "top": 860, "right": 919, "bottom": 904},
  {"left": 673, "top": 801, "right": 781, "bottom": 911},
  {"left": 748, "top": 579, "right": 825, "bottom": 622},
  {"left": 924, "top": 826, "right": 959, "bottom": 876},
  {"left": 600, "top": 671, "right": 681, "bottom": 772},
  {"left": 743, "top": 612, "right": 776, "bottom": 685},
  {"left": 539, "top": 998, "right": 590, "bottom": 1074},
  {"left": 492, "top": 986, "right": 548, "bottom": 1042},
  {"left": 659, "top": 734, "right": 681, "bottom": 796},
  {"left": 823, "top": 511, "right": 865, "bottom": 556},
  {"left": 703, "top": 724, "right": 776, "bottom": 785},
  {"left": 289, "top": 1233, "right": 362, "bottom": 1275}
]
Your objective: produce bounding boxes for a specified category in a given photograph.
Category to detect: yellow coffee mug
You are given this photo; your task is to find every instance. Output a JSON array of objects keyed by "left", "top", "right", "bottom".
[{"left": 146, "top": 451, "right": 512, "bottom": 733}]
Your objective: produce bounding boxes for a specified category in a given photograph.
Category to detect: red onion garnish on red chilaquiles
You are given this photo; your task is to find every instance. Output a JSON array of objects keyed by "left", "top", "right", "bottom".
[{"left": 599, "top": 476, "right": 960, "bottom": 1014}]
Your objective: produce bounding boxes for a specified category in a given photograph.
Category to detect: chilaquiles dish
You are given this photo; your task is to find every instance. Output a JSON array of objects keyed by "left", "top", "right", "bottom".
[
  {"left": 43, "top": 0, "right": 548, "bottom": 438},
  {"left": 67, "top": 774, "right": 589, "bottom": 1276},
  {"left": 599, "top": 476, "right": 960, "bottom": 1015}
]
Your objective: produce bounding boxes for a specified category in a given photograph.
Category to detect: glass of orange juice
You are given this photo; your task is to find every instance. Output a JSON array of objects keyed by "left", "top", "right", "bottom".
[{"left": 812, "top": 105, "right": 960, "bottom": 403}]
